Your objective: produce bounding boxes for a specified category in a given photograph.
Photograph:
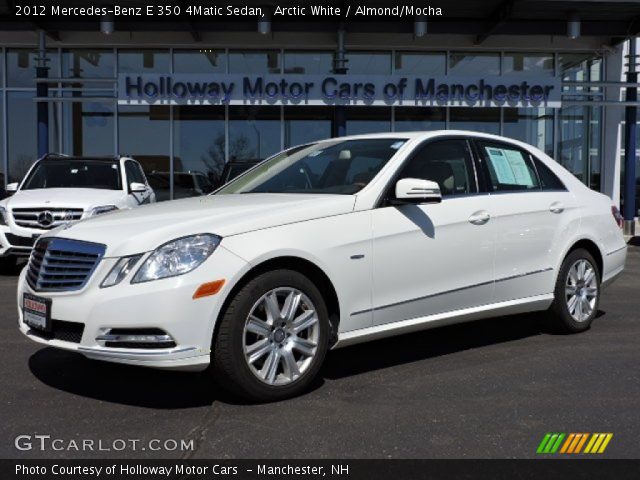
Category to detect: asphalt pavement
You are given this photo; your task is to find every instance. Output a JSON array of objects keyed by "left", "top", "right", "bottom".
[{"left": 1, "top": 243, "right": 639, "bottom": 459}]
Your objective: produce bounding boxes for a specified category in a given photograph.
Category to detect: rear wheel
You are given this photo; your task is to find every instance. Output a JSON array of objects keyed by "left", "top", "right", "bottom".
[
  {"left": 212, "top": 269, "right": 330, "bottom": 402},
  {"left": 548, "top": 248, "right": 600, "bottom": 333}
]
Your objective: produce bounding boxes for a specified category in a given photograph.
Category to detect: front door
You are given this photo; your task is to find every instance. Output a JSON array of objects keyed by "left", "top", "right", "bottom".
[{"left": 370, "top": 138, "right": 496, "bottom": 326}]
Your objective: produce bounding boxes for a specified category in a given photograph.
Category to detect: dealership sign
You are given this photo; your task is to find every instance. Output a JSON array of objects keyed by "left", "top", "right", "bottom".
[{"left": 118, "top": 74, "right": 561, "bottom": 108}]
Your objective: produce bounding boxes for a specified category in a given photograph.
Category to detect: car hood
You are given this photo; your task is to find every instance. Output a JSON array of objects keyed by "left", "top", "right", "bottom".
[
  {"left": 51, "top": 194, "right": 356, "bottom": 257},
  {"left": 1, "top": 188, "right": 125, "bottom": 210}
]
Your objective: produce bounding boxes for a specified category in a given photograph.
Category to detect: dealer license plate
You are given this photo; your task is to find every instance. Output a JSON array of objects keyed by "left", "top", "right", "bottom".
[{"left": 23, "top": 293, "right": 51, "bottom": 331}]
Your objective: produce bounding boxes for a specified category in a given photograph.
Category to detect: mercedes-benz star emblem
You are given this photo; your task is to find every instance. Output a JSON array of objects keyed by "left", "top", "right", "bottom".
[{"left": 37, "top": 211, "right": 54, "bottom": 227}]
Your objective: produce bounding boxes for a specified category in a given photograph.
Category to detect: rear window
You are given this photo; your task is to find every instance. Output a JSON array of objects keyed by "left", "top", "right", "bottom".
[
  {"left": 533, "top": 157, "right": 566, "bottom": 191},
  {"left": 477, "top": 141, "right": 540, "bottom": 192}
]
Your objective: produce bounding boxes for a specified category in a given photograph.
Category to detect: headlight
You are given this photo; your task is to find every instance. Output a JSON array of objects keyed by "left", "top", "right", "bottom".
[
  {"left": 91, "top": 205, "right": 118, "bottom": 216},
  {"left": 132, "top": 234, "right": 220, "bottom": 284},
  {"left": 0, "top": 206, "right": 6, "bottom": 226},
  {"left": 101, "top": 254, "right": 143, "bottom": 288}
]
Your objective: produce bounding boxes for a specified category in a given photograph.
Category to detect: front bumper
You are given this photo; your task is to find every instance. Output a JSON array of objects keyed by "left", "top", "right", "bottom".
[
  {"left": 17, "top": 245, "right": 249, "bottom": 371},
  {"left": 0, "top": 225, "right": 42, "bottom": 257}
]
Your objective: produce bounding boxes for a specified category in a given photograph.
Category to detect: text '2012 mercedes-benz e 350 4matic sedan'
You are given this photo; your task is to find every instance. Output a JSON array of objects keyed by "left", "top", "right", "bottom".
[{"left": 17, "top": 131, "right": 627, "bottom": 402}]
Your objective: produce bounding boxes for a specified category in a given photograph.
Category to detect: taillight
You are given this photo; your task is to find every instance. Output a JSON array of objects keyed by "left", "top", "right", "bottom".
[{"left": 611, "top": 205, "right": 624, "bottom": 229}]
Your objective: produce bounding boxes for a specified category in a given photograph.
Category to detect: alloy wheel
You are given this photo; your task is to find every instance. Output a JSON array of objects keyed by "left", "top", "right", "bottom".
[{"left": 565, "top": 259, "right": 598, "bottom": 322}]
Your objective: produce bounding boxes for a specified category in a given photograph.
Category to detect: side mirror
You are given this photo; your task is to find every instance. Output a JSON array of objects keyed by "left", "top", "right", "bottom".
[
  {"left": 129, "top": 182, "right": 147, "bottom": 193},
  {"left": 394, "top": 178, "right": 442, "bottom": 204},
  {"left": 6, "top": 182, "right": 18, "bottom": 194}
]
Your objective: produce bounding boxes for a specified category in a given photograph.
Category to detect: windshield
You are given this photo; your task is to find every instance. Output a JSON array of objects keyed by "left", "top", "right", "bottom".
[
  {"left": 22, "top": 159, "right": 122, "bottom": 191},
  {"left": 216, "top": 138, "right": 407, "bottom": 195}
]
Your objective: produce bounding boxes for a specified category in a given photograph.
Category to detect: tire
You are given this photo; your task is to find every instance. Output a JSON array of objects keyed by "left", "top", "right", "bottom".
[
  {"left": 547, "top": 248, "right": 601, "bottom": 333},
  {"left": 0, "top": 256, "right": 16, "bottom": 274},
  {"left": 212, "top": 269, "right": 330, "bottom": 402}
]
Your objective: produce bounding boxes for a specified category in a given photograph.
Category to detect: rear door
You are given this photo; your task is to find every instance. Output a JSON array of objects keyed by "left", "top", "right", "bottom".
[{"left": 473, "top": 139, "right": 578, "bottom": 303}]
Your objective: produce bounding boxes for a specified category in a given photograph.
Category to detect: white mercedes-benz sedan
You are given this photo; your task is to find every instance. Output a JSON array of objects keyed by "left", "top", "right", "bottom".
[{"left": 17, "top": 131, "right": 627, "bottom": 401}]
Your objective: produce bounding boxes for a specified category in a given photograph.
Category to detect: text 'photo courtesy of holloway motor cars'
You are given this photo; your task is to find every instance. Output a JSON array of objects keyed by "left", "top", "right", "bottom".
[{"left": 17, "top": 131, "right": 626, "bottom": 402}]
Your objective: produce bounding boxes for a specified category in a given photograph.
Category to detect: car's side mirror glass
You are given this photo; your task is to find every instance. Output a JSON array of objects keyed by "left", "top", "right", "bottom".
[
  {"left": 394, "top": 178, "right": 442, "bottom": 204},
  {"left": 129, "top": 182, "right": 147, "bottom": 193}
]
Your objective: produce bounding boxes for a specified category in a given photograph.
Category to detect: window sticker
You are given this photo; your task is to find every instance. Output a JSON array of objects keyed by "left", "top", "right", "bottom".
[{"left": 485, "top": 147, "right": 535, "bottom": 186}]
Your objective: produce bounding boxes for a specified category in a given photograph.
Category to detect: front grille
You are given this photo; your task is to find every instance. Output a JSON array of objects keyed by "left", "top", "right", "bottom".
[
  {"left": 12, "top": 208, "right": 83, "bottom": 230},
  {"left": 27, "top": 237, "right": 106, "bottom": 292},
  {"left": 5, "top": 233, "right": 36, "bottom": 248},
  {"left": 27, "top": 319, "right": 84, "bottom": 343}
]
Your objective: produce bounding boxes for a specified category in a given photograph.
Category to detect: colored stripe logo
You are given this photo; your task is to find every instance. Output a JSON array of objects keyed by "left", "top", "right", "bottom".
[{"left": 537, "top": 433, "right": 613, "bottom": 454}]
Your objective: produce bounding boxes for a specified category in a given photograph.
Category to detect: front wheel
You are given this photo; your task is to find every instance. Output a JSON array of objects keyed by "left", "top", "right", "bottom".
[
  {"left": 547, "top": 248, "right": 601, "bottom": 333},
  {"left": 211, "top": 269, "right": 330, "bottom": 402}
]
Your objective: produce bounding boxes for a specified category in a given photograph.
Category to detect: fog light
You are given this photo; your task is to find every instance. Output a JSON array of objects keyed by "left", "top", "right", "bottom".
[{"left": 96, "top": 328, "right": 176, "bottom": 348}]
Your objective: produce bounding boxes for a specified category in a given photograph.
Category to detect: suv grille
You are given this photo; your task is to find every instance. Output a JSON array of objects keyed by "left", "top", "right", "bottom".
[
  {"left": 12, "top": 208, "right": 83, "bottom": 230},
  {"left": 27, "top": 237, "right": 106, "bottom": 292}
]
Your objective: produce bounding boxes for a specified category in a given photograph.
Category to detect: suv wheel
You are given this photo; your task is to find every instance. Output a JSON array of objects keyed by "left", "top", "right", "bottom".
[
  {"left": 548, "top": 248, "right": 600, "bottom": 333},
  {"left": 212, "top": 269, "right": 330, "bottom": 402}
]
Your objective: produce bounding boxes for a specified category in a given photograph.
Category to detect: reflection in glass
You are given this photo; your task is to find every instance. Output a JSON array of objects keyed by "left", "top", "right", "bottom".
[
  {"left": 118, "top": 49, "right": 170, "bottom": 73},
  {"left": 173, "top": 50, "right": 226, "bottom": 73},
  {"left": 345, "top": 107, "right": 391, "bottom": 135},
  {"left": 345, "top": 52, "right": 391, "bottom": 74},
  {"left": 229, "top": 51, "right": 280, "bottom": 74},
  {"left": 173, "top": 106, "right": 225, "bottom": 199},
  {"left": 394, "top": 52, "right": 445, "bottom": 75},
  {"left": 284, "top": 51, "right": 333, "bottom": 75},
  {"left": 7, "top": 48, "right": 59, "bottom": 87},
  {"left": 229, "top": 106, "right": 281, "bottom": 160},
  {"left": 62, "top": 49, "right": 114, "bottom": 78},
  {"left": 62, "top": 99, "right": 115, "bottom": 156},
  {"left": 557, "top": 106, "right": 602, "bottom": 187},
  {"left": 502, "top": 53, "right": 554, "bottom": 76},
  {"left": 503, "top": 108, "right": 553, "bottom": 154},
  {"left": 449, "top": 108, "right": 500, "bottom": 134},
  {"left": 118, "top": 105, "right": 170, "bottom": 200},
  {"left": 394, "top": 107, "right": 445, "bottom": 132},
  {"left": 449, "top": 53, "right": 500, "bottom": 76},
  {"left": 284, "top": 107, "right": 332, "bottom": 147}
]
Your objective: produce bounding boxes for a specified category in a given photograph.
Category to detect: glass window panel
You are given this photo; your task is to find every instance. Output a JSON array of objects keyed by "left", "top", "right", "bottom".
[
  {"left": 62, "top": 98, "right": 115, "bottom": 156},
  {"left": 229, "top": 51, "right": 280, "bottom": 74},
  {"left": 284, "top": 106, "right": 332, "bottom": 147},
  {"left": 62, "top": 49, "right": 114, "bottom": 78},
  {"left": 394, "top": 52, "right": 446, "bottom": 76},
  {"left": 449, "top": 53, "right": 500, "bottom": 76},
  {"left": 345, "top": 52, "right": 391, "bottom": 74},
  {"left": 449, "top": 108, "right": 500, "bottom": 134},
  {"left": 345, "top": 107, "right": 391, "bottom": 135},
  {"left": 502, "top": 53, "right": 554, "bottom": 76},
  {"left": 118, "top": 105, "right": 170, "bottom": 200},
  {"left": 118, "top": 49, "right": 170, "bottom": 74},
  {"left": 172, "top": 106, "right": 225, "bottom": 199},
  {"left": 284, "top": 51, "right": 334, "bottom": 75},
  {"left": 503, "top": 108, "right": 554, "bottom": 155},
  {"left": 560, "top": 53, "right": 603, "bottom": 99},
  {"left": 7, "top": 48, "right": 59, "bottom": 87},
  {"left": 394, "top": 107, "right": 445, "bottom": 132},
  {"left": 7, "top": 92, "right": 59, "bottom": 183},
  {"left": 557, "top": 106, "right": 602, "bottom": 188},
  {"left": 229, "top": 105, "right": 281, "bottom": 160},
  {"left": 173, "top": 49, "right": 226, "bottom": 73}
]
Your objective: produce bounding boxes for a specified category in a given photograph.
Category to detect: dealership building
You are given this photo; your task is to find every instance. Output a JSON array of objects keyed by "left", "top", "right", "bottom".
[{"left": 0, "top": 1, "right": 638, "bottom": 226}]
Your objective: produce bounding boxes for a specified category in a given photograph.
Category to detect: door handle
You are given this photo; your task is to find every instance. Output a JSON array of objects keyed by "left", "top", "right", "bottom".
[
  {"left": 549, "top": 202, "right": 564, "bottom": 214},
  {"left": 468, "top": 210, "right": 491, "bottom": 225}
]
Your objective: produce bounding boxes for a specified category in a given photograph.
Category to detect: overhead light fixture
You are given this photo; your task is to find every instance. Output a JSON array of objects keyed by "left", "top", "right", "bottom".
[
  {"left": 258, "top": 8, "right": 271, "bottom": 35},
  {"left": 567, "top": 12, "right": 580, "bottom": 39},
  {"left": 414, "top": 15, "right": 427, "bottom": 38},
  {"left": 100, "top": 12, "right": 114, "bottom": 35}
]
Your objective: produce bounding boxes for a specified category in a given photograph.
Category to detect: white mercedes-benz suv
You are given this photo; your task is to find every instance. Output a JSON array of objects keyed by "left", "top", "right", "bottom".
[
  {"left": 1, "top": 154, "right": 155, "bottom": 272},
  {"left": 17, "top": 132, "right": 626, "bottom": 401}
]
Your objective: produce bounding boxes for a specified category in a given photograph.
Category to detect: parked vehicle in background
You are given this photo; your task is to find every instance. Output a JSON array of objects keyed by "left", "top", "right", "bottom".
[
  {"left": 0, "top": 154, "right": 154, "bottom": 271},
  {"left": 17, "top": 132, "right": 626, "bottom": 401},
  {"left": 147, "top": 171, "right": 215, "bottom": 202}
]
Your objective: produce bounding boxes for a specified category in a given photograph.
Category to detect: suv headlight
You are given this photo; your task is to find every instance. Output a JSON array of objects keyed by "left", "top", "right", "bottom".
[
  {"left": 132, "top": 234, "right": 221, "bottom": 284},
  {"left": 91, "top": 205, "right": 118, "bottom": 216},
  {"left": 0, "top": 206, "right": 6, "bottom": 225}
]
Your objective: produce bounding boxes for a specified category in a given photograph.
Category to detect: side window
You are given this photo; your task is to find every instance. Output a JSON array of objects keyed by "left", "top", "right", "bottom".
[
  {"left": 533, "top": 157, "right": 566, "bottom": 191},
  {"left": 477, "top": 141, "right": 540, "bottom": 192},
  {"left": 125, "top": 160, "right": 145, "bottom": 185},
  {"left": 396, "top": 139, "right": 477, "bottom": 197}
]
